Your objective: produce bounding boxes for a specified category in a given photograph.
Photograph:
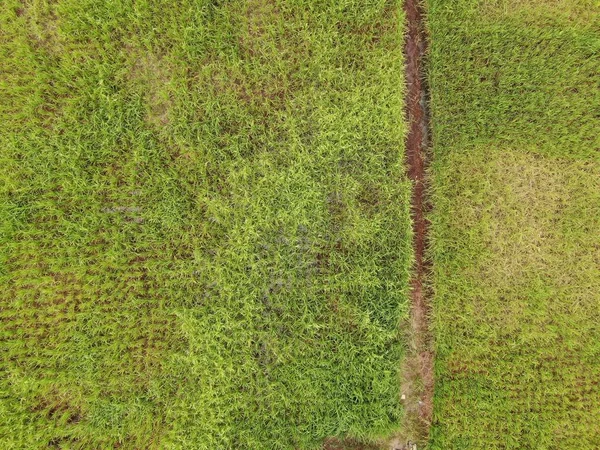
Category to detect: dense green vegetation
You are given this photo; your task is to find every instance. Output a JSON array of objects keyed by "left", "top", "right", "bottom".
[
  {"left": 4, "top": 0, "right": 599, "bottom": 447},
  {"left": 0, "top": 0, "right": 412, "bottom": 448},
  {"left": 427, "top": 0, "right": 600, "bottom": 448}
]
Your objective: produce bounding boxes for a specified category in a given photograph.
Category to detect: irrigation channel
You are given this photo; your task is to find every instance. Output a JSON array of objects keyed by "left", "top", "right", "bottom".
[{"left": 397, "top": 0, "right": 434, "bottom": 446}]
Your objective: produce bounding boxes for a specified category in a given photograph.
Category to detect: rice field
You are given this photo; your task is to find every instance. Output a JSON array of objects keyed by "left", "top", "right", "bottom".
[
  {"left": 427, "top": 0, "right": 600, "bottom": 447},
  {"left": 0, "top": 1, "right": 412, "bottom": 448},
  {"left": 2, "top": 0, "right": 599, "bottom": 448}
]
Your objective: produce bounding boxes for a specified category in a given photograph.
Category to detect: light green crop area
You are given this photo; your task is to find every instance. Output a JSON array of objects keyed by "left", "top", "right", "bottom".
[
  {"left": 427, "top": 0, "right": 600, "bottom": 448},
  {"left": 0, "top": 0, "right": 412, "bottom": 448}
]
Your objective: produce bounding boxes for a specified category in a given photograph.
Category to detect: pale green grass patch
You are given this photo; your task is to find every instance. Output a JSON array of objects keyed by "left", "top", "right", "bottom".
[{"left": 431, "top": 148, "right": 600, "bottom": 448}]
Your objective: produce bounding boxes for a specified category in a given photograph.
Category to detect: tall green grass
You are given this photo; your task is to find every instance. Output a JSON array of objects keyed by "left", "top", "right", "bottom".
[
  {"left": 427, "top": 0, "right": 600, "bottom": 448},
  {"left": 0, "top": 0, "right": 411, "bottom": 448}
]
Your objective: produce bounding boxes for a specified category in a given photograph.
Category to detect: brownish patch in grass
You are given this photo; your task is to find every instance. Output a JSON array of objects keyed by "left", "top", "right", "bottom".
[
  {"left": 229, "top": 0, "right": 300, "bottom": 114},
  {"left": 480, "top": 0, "right": 600, "bottom": 25},
  {"left": 238, "top": 0, "right": 281, "bottom": 59},
  {"left": 231, "top": 72, "right": 288, "bottom": 111},
  {"left": 336, "top": 2, "right": 399, "bottom": 49},
  {"left": 357, "top": 183, "right": 382, "bottom": 217},
  {"left": 128, "top": 48, "right": 175, "bottom": 128},
  {"left": 31, "top": 387, "right": 83, "bottom": 426},
  {"left": 20, "top": 0, "right": 63, "bottom": 55}
]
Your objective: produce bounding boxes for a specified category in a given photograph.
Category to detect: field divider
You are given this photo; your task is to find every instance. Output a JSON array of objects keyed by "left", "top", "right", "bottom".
[{"left": 397, "top": 0, "right": 434, "bottom": 446}]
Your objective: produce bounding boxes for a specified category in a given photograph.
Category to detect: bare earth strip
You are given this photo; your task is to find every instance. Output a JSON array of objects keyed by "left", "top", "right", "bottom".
[{"left": 394, "top": 0, "right": 434, "bottom": 447}]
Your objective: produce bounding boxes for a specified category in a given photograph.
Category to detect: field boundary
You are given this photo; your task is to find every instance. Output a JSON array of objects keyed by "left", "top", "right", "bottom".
[{"left": 396, "top": 0, "right": 434, "bottom": 446}]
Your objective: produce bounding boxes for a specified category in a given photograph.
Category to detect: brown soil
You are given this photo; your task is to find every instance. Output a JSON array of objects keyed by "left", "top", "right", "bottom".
[{"left": 398, "top": 0, "right": 434, "bottom": 445}]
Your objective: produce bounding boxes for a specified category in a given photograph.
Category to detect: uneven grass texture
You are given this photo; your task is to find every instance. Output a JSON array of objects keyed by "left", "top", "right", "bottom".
[
  {"left": 427, "top": 0, "right": 600, "bottom": 448},
  {"left": 0, "top": 0, "right": 412, "bottom": 448}
]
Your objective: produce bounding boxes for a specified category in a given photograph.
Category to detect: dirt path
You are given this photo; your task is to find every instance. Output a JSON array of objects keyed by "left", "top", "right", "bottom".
[{"left": 395, "top": 0, "right": 434, "bottom": 446}]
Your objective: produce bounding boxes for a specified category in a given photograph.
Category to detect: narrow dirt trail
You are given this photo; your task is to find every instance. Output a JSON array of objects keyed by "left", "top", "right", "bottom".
[{"left": 396, "top": 0, "right": 434, "bottom": 446}]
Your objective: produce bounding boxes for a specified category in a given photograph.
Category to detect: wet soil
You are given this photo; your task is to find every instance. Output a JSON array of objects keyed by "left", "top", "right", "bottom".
[{"left": 401, "top": 0, "right": 434, "bottom": 441}]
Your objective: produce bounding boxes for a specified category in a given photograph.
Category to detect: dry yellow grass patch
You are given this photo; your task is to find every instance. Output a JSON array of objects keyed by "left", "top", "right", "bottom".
[
  {"left": 126, "top": 48, "right": 176, "bottom": 129},
  {"left": 444, "top": 148, "right": 600, "bottom": 290},
  {"left": 431, "top": 146, "right": 600, "bottom": 447},
  {"left": 480, "top": 0, "right": 600, "bottom": 25}
]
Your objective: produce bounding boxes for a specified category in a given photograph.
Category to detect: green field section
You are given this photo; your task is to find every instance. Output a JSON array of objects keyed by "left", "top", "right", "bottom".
[
  {"left": 427, "top": 0, "right": 600, "bottom": 448},
  {"left": 0, "top": 0, "right": 412, "bottom": 448}
]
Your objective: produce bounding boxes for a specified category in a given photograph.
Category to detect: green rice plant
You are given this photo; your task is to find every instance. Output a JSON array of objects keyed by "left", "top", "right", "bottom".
[
  {"left": 427, "top": 0, "right": 600, "bottom": 448},
  {"left": 0, "top": 0, "right": 411, "bottom": 448}
]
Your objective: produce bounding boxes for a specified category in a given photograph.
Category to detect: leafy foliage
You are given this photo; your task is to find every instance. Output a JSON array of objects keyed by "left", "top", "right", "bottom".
[
  {"left": 0, "top": 0, "right": 411, "bottom": 448},
  {"left": 427, "top": 1, "right": 600, "bottom": 448}
]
